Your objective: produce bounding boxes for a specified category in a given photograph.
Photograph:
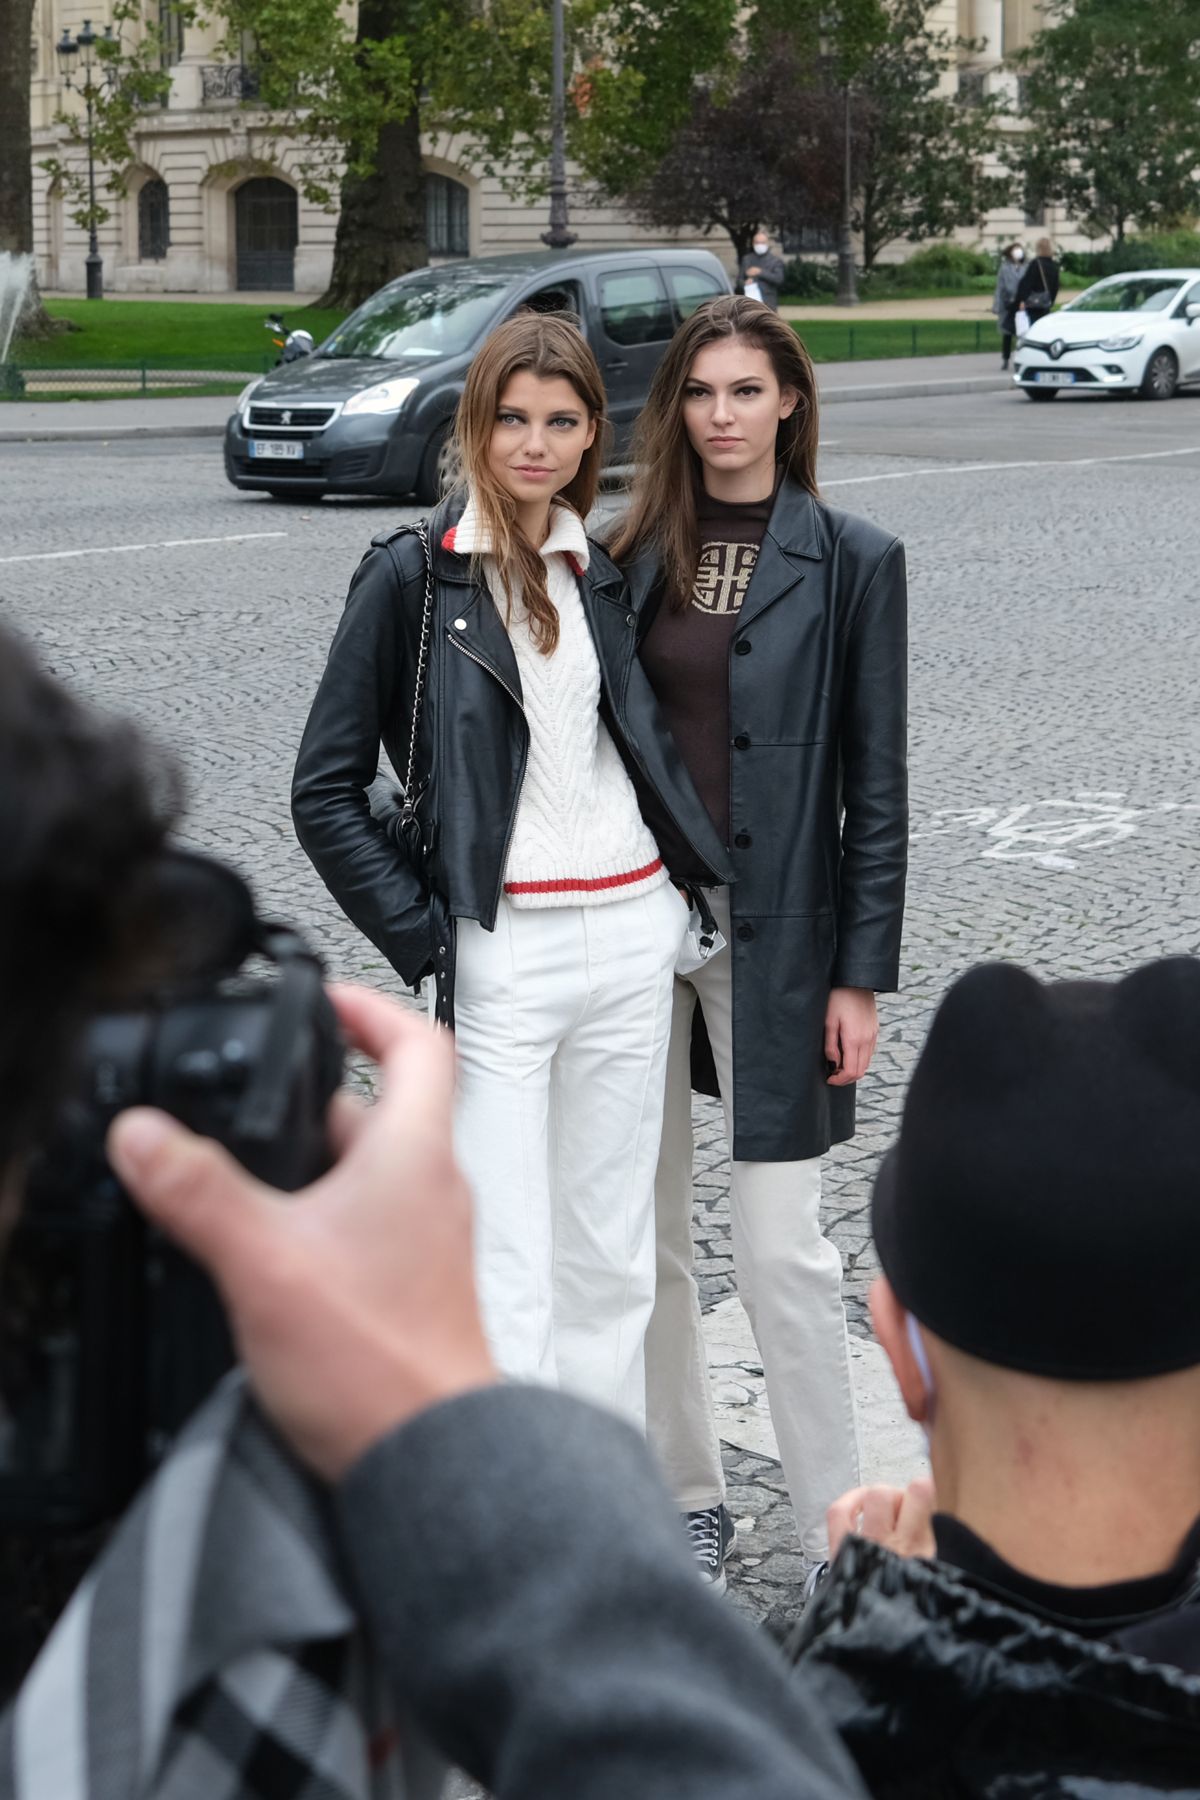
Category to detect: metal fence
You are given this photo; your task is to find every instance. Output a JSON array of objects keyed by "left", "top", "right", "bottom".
[{"left": 3, "top": 362, "right": 265, "bottom": 399}]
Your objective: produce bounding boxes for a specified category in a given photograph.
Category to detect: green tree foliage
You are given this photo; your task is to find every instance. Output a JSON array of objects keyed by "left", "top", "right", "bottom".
[
  {"left": 622, "top": 0, "right": 1008, "bottom": 271},
  {"left": 40, "top": 0, "right": 198, "bottom": 235},
  {"left": 206, "top": 0, "right": 739, "bottom": 306},
  {"left": 1014, "top": 0, "right": 1200, "bottom": 244}
]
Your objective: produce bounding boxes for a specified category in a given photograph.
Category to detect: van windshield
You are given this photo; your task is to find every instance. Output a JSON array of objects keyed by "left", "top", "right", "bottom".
[
  {"left": 1065, "top": 277, "right": 1185, "bottom": 314},
  {"left": 318, "top": 272, "right": 513, "bottom": 361}
]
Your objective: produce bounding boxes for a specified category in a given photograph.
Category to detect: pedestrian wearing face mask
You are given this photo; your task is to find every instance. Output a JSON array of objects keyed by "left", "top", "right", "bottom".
[
  {"left": 992, "top": 243, "right": 1026, "bottom": 372},
  {"left": 739, "top": 230, "right": 787, "bottom": 312}
]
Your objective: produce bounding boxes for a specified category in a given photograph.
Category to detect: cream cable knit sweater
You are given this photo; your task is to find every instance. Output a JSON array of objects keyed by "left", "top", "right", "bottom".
[{"left": 448, "top": 495, "right": 667, "bottom": 910}]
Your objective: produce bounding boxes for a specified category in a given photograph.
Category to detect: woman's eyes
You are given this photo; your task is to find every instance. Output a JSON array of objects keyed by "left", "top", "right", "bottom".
[
  {"left": 495, "top": 413, "right": 581, "bottom": 428},
  {"left": 683, "top": 386, "right": 764, "bottom": 399}
]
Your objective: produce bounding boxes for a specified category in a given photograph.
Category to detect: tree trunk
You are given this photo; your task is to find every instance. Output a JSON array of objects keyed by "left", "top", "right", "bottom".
[
  {"left": 0, "top": 0, "right": 57, "bottom": 336},
  {"left": 316, "top": 0, "right": 427, "bottom": 311}
]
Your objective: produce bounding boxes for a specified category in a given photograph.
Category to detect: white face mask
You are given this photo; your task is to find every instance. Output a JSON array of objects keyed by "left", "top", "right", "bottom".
[
  {"left": 905, "top": 1312, "right": 937, "bottom": 1448},
  {"left": 753, "top": 241, "right": 768, "bottom": 254},
  {"left": 1012, "top": 248, "right": 1025, "bottom": 262}
]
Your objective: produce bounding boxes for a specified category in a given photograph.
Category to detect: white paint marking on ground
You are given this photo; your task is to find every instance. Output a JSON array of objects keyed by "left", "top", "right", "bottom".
[
  {"left": 823, "top": 443, "right": 1200, "bottom": 488},
  {"left": 0, "top": 531, "right": 287, "bottom": 565}
]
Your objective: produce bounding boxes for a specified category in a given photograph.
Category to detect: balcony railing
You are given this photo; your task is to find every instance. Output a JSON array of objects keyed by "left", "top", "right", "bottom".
[{"left": 200, "top": 63, "right": 261, "bottom": 103}]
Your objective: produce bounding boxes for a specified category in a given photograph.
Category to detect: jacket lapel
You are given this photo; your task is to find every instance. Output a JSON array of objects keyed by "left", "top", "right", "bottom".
[
  {"left": 431, "top": 491, "right": 523, "bottom": 699},
  {"left": 736, "top": 482, "right": 824, "bottom": 632}
]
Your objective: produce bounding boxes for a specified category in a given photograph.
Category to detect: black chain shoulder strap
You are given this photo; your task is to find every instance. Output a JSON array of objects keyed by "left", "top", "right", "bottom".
[{"left": 379, "top": 520, "right": 435, "bottom": 841}]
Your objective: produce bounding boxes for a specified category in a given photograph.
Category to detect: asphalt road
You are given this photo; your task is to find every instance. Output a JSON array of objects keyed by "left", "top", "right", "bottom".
[{"left": 3, "top": 385, "right": 1199, "bottom": 1636}]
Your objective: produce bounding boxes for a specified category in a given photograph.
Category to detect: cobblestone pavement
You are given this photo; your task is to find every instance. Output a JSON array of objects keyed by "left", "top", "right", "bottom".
[{"left": 3, "top": 392, "right": 1199, "bottom": 1672}]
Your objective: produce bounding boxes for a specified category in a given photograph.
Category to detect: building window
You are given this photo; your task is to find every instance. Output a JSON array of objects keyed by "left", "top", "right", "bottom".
[
  {"left": 138, "top": 178, "right": 170, "bottom": 260},
  {"left": 782, "top": 222, "right": 839, "bottom": 255},
  {"left": 425, "top": 174, "right": 469, "bottom": 258},
  {"left": 957, "top": 70, "right": 986, "bottom": 107},
  {"left": 159, "top": 0, "right": 184, "bottom": 67},
  {"left": 1023, "top": 195, "right": 1046, "bottom": 228}
]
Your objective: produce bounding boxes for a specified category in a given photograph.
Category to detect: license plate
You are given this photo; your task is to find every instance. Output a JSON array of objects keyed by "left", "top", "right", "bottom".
[
  {"left": 250, "top": 438, "right": 304, "bottom": 460},
  {"left": 1035, "top": 371, "right": 1076, "bottom": 386}
]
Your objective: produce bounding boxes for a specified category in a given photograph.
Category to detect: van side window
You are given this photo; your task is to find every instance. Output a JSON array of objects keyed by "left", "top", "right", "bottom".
[
  {"left": 599, "top": 270, "right": 674, "bottom": 346},
  {"left": 517, "top": 281, "right": 583, "bottom": 319},
  {"left": 668, "top": 267, "right": 723, "bottom": 320}
]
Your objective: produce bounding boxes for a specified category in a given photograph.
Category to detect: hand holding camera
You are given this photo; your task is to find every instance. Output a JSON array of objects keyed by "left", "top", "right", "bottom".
[{"left": 109, "top": 983, "right": 497, "bottom": 1482}]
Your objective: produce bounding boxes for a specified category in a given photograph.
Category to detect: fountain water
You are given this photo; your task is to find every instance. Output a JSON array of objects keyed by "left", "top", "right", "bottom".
[{"left": 0, "top": 253, "right": 35, "bottom": 365}]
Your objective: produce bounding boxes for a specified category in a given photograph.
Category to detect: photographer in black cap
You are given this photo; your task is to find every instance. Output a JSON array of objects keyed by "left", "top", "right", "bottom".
[
  {"left": 791, "top": 960, "right": 1200, "bottom": 1794},
  {"left": 0, "top": 621, "right": 866, "bottom": 1798}
]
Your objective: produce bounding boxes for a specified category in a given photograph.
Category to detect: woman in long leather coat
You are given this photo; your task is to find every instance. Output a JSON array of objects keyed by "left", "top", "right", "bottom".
[
  {"left": 609, "top": 295, "right": 907, "bottom": 1588},
  {"left": 292, "top": 314, "right": 731, "bottom": 1427}
]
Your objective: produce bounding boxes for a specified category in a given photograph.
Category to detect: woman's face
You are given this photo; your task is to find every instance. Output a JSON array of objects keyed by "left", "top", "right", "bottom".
[
  {"left": 486, "top": 370, "right": 596, "bottom": 506},
  {"left": 681, "top": 339, "right": 798, "bottom": 477}
]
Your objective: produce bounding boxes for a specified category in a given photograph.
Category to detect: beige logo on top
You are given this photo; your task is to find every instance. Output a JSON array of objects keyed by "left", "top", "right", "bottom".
[{"left": 692, "top": 540, "right": 760, "bottom": 615}]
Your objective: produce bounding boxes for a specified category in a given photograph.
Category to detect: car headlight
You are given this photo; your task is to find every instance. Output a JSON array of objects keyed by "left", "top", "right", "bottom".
[
  {"left": 236, "top": 377, "right": 262, "bottom": 410},
  {"left": 343, "top": 377, "right": 421, "bottom": 417},
  {"left": 1097, "top": 334, "right": 1144, "bottom": 352}
]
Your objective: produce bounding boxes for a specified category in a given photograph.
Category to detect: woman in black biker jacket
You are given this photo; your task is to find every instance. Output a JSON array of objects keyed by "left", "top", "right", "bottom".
[{"left": 293, "top": 312, "right": 731, "bottom": 1428}]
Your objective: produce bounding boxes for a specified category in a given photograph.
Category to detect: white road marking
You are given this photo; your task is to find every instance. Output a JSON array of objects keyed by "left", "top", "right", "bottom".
[
  {"left": 823, "top": 444, "right": 1200, "bottom": 488},
  {"left": 0, "top": 531, "right": 287, "bottom": 565}
]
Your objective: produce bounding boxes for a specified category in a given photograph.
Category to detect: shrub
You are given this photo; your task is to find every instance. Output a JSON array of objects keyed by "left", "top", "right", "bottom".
[
  {"left": 781, "top": 257, "right": 839, "bottom": 299},
  {"left": 1060, "top": 230, "right": 1200, "bottom": 281}
]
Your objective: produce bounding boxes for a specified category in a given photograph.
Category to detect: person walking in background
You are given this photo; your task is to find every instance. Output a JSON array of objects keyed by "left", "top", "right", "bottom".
[
  {"left": 1017, "top": 236, "right": 1061, "bottom": 324},
  {"left": 293, "top": 313, "right": 731, "bottom": 1428},
  {"left": 992, "top": 243, "right": 1026, "bottom": 371},
  {"left": 610, "top": 295, "right": 908, "bottom": 1593},
  {"left": 739, "top": 229, "right": 787, "bottom": 311}
]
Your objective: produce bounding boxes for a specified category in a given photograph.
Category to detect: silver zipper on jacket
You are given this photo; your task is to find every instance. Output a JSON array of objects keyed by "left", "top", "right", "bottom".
[{"left": 447, "top": 629, "right": 529, "bottom": 918}]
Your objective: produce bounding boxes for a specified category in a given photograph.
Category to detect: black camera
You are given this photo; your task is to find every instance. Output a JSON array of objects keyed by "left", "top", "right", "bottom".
[{"left": 0, "top": 850, "right": 344, "bottom": 1531}]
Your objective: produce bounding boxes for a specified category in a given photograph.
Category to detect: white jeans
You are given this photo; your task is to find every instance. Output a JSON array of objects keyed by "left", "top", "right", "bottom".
[
  {"left": 453, "top": 882, "right": 685, "bottom": 1426},
  {"left": 645, "top": 889, "right": 861, "bottom": 1559}
]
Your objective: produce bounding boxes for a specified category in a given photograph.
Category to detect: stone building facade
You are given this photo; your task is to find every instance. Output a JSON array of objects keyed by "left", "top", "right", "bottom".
[{"left": 30, "top": 0, "right": 1075, "bottom": 298}]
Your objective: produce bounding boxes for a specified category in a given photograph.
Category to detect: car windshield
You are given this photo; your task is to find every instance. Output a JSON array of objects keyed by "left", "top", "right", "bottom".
[
  {"left": 1065, "top": 277, "right": 1184, "bottom": 314},
  {"left": 318, "top": 272, "right": 513, "bottom": 361}
]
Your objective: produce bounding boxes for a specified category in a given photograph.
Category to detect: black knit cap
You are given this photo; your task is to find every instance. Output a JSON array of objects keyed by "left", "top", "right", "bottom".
[{"left": 872, "top": 958, "right": 1200, "bottom": 1380}]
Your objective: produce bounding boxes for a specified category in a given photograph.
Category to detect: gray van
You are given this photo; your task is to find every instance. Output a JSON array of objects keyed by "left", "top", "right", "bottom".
[{"left": 224, "top": 247, "right": 731, "bottom": 502}]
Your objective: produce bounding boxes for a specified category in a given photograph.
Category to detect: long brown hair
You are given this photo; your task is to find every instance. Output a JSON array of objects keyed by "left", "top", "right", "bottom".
[
  {"left": 608, "top": 295, "right": 820, "bottom": 610},
  {"left": 452, "top": 311, "right": 608, "bottom": 654}
]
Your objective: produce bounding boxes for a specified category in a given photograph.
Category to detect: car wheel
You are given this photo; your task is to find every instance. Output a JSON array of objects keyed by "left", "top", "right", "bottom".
[
  {"left": 1140, "top": 348, "right": 1178, "bottom": 400},
  {"left": 1024, "top": 387, "right": 1059, "bottom": 402},
  {"left": 415, "top": 424, "right": 455, "bottom": 504}
]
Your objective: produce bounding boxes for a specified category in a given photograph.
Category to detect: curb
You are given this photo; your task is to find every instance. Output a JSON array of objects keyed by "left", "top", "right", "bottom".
[
  {"left": 0, "top": 421, "right": 228, "bottom": 443},
  {"left": 822, "top": 374, "right": 1008, "bottom": 405},
  {"left": 0, "top": 371, "right": 1011, "bottom": 443}
]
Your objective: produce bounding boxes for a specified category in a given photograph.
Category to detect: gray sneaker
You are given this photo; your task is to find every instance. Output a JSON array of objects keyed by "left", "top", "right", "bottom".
[{"left": 685, "top": 1504, "right": 737, "bottom": 1594}]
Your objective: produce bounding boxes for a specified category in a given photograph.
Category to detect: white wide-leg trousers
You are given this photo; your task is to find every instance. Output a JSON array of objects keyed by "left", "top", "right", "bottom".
[
  {"left": 453, "top": 882, "right": 685, "bottom": 1426},
  {"left": 645, "top": 889, "right": 861, "bottom": 1559}
]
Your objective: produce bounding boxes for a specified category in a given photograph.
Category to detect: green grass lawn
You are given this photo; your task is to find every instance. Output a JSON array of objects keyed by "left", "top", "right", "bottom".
[
  {"left": 9, "top": 296, "right": 998, "bottom": 385},
  {"left": 15, "top": 299, "right": 348, "bottom": 370},
  {"left": 794, "top": 317, "right": 996, "bottom": 361}
]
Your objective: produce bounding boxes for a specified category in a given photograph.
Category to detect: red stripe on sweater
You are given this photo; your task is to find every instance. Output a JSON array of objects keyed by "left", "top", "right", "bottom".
[
  {"left": 442, "top": 526, "right": 458, "bottom": 551},
  {"left": 504, "top": 857, "right": 664, "bottom": 896}
]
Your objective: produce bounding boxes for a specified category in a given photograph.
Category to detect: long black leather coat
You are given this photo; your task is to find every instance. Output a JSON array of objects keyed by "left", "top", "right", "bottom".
[
  {"left": 625, "top": 478, "right": 908, "bottom": 1162},
  {"left": 292, "top": 491, "right": 733, "bottom": 1025},
  {"left": 790, "top": 1535, "right": 1200, "bottom": 1797}
]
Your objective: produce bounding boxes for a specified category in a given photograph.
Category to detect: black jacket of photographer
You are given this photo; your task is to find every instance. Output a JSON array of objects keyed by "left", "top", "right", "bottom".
[
  {"left": 292, "top": 490, "right": 733, "bottom": 1026},
  {"left": 622, "top": 479, "right": 908, "bottom": 1162},
  {"left": 789, "top": 1532, "right": 1200, "bottom": 1797}
]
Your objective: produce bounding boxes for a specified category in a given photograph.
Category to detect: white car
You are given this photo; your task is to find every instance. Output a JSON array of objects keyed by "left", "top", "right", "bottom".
[{"left": 1013, "top": 268, "right": 1200, "bottom": 401}]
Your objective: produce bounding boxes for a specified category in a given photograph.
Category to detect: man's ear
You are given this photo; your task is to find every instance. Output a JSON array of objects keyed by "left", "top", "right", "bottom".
[{"left": 870, "top": 1275, "right": 933, "bottom": 1424}]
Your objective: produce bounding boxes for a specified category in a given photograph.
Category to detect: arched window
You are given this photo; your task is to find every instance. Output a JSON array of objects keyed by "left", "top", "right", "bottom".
[
  {"left": 425, "top": 174, "right": 469, "bottom": 258},
  {"left": 138, "top": 178, "right": 170, "bottom": 261}
]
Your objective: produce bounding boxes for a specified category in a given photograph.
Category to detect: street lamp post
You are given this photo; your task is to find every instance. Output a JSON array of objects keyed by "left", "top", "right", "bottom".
[
  {"left": 540, "top": 0, "right": 577, "bottom": 250},
  {"left": 56, "top": 20, "right": 117, "bottom": 301},
  {"left": 835, "top": 82, "right": 858, "bottom": 308}
]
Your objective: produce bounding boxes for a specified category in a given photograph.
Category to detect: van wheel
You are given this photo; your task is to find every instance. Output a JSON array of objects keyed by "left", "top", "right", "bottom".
[
  {"left": 266, "top": 487, "right": 322, "bottom": 501},
  {"left": 416, "top": 425, "right": 454, "bottom": 504}
]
